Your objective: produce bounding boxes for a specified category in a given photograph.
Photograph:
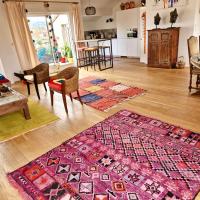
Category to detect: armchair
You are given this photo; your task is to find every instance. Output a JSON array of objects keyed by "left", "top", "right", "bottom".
[
  {"left": 24, "top": 63, "right": 49, "bottom": 99},
  {"left": 48, "top": 67, "right": 82, "bottom": 114},
  {"left": 187, "top": 36, "right": 200, "bottom": 92}
]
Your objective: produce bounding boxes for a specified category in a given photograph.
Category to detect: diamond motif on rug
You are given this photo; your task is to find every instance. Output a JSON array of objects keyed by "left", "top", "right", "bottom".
[
  {"left": 79, "top": 182, "right": 93, "bottom": 194},
  {"left": 43, "top": 182, "right": 65, "bottom": 200},
  {"left": 98, "top": 155, "right": 115, "bottom": 167},
  {"left": 67, "top": 172, "right": 81, "bottom": 182},
  {"left": 56, "top": 164, "right": 70, "bottom": 174}
]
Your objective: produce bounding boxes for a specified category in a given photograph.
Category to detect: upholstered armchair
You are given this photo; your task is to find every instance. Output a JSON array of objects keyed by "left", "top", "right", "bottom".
[
  {"left": 48, "top": 67, "right": 82, "bottom": 114},
  {"left": 24, "top": 63, "right": 49, "bottom": 100},
  {"left": 187, "top": 36, "right": 200, "bottom": 92}
]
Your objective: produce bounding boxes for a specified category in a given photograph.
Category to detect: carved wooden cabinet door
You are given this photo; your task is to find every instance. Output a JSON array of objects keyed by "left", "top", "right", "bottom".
[
  {"left": 160, "top": 31, "right": 171, "bottom": 66},
  {"left": 148, "top": 31, "right": 160, "bottom": 66},
  {"left": 148, "top": 28, "right": 180, "bottom": 68}
]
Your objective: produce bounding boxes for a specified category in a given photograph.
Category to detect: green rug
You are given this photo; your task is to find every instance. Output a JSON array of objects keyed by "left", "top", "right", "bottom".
[{"left": 0, "top": 100, "right": 59, "bottom": 142}]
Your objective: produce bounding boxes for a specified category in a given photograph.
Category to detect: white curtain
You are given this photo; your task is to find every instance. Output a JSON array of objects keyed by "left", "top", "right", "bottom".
[
  {"left": 5, "top": 1, "right": 39, "bottom": 71},
  {"left": 72, "top": 3, "right": 84, "bottom": 41}
]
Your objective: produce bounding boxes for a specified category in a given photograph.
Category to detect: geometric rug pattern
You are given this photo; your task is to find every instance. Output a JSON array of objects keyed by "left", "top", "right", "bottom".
[
  {"left": 72, "top": 76, "right": 145, "bottom": 111},
  {"left": 7, "top": 110, "right": 200, "bottom": 199}
]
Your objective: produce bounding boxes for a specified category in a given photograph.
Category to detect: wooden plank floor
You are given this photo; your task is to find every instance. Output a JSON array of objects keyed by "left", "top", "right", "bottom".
[{"left": 1, "top": 58, "right": 200, "bottom": 200}]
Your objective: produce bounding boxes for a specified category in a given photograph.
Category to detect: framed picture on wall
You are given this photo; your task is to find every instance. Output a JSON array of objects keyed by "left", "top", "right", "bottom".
[
  {"left": 168, "top": 0, "right": 187, "bottom": 8},
  {"left": 152, "top": 0, "right": 187, "bottom": 9}
]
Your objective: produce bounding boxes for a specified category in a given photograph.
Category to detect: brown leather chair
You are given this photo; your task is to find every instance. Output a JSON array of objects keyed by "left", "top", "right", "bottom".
[
  {"left": 24, "top": 63, "right": 49, "bottom": 100},
  {"left": 187, "top": 36, "right": 200, "bottom": 92},
  {"left": 48, "top": 67, "right": 82, "bottom": 114}
]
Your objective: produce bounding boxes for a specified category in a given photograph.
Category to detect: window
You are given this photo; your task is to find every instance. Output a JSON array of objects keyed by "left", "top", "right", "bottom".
[{"left": 28, "top": 14, "right": 74, "bottom": 65}]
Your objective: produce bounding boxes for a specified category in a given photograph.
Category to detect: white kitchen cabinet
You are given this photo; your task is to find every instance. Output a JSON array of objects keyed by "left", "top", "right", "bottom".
[
  {"left": 117, "top": 38, "right": 139, "bottom": 58},
  {"left": 117, "top": 39, "right": 127, "bottom": 56},
  {"left": 127, "top": 38, "right": 138, "bottom": 57},
  {"left": 111, "top": 39, "right": 118, "bottom": 56}
]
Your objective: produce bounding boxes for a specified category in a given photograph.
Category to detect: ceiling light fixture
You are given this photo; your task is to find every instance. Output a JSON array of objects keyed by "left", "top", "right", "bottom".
[{"left": 85, "top": 0, "right": 96, "bottom": 15}]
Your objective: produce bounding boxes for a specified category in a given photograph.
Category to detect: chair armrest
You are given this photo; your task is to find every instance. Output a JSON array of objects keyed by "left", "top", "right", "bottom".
[
  {"left": 34, "top": 70, "right": 49, "bottom": 83},
  {"left": 63, "top": 73, "right": 78, "bottom": 93},
  {"left": 24, "top": 69, "right": 34, "bottom": 75}
]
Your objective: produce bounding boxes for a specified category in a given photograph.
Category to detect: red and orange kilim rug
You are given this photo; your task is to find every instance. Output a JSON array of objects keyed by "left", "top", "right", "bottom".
[
  {"left": 72, "top": 76, "right": 145, "bottom": 111},
  {"left": 8, "top": 110, "right": 200, "bottom": 200}
]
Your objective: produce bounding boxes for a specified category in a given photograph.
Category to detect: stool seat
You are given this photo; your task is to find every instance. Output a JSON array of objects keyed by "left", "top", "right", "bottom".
[
  {"left": 77, "top": 47, "right": 87, "bottom": 51},
  {"left": 85, "top": 47, "right": 99, "bottom": 51}
]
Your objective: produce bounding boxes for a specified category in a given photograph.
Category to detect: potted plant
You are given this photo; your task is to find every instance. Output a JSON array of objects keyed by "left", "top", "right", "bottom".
[{"left": 61, "top": 44, "right": 73, "bottom": 63}]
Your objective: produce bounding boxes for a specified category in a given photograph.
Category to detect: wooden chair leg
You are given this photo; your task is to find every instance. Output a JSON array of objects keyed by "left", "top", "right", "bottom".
[
  {"left": 23, "top": 103, "right": 31, "bottom": 120},
  {"left": 50, "top": 89, "right": 54, "bottom": 106},
  {"left": 43, "top": 82, "right": 47, "bottom": 91},
  {"left": 34, "top": 82, "right": 40, "bottom": 100},
  {"left": 77, "top": 90, "right": 83, "bottom": 105},
  {"left": 62, "top": 93, "right": 68, "bottom": 114},
  {"left": 69, "top": 93, "right": 73, "bottom": 102},
  {"left": 189, "top": 73, "right": 192, "bottom": 92},
  {"left": 196, "top": 75, "right": 200, "bottom": 88},
  {"left": 26, "top": 82, "right": 30, "bottom": 95}
]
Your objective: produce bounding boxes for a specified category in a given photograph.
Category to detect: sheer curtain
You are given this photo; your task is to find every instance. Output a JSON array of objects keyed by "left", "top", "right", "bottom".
[
  {"left": 5, "top": 1, "right": 39, "bottom": 71},
  {"left": 72, "top": 3, "right": 84, "bottom": 41},
  {"left": 71, "top": 3, "right": 85, "bottom": 66}
]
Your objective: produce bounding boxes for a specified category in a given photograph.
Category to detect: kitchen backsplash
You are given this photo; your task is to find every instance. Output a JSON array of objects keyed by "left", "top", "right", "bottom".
[{"left": 84, "top": 28, "right": 117, "bottom": 40}]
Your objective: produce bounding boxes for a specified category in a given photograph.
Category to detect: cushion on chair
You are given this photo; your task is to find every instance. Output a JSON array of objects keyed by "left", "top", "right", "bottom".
[
  {"left": 48, "top": 79, "right": 65, "bottom": 91},
  {"left": 24, "top": 75, "right": 34, "bottom": 82}
]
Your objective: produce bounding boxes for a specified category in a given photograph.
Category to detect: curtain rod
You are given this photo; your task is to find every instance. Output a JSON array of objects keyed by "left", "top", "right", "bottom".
[{"left": 2, "top": 0, "right": 78, "bottom": 4}]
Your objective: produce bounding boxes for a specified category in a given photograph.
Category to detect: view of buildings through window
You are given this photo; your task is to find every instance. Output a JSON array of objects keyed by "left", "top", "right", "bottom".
[{"left": 28, "top": 14, "right": 74, "bottom": 65}]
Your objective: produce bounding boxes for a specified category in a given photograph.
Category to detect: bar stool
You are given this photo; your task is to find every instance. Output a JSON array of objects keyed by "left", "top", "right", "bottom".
[
  {"left": 77, "top": 46, "right": 87, "bottom": 68},
  {"left": 98, "top": 46, "right": 112, "bottom": 67},
  {"left": 84, "top": 47, "right": 100, "bottom": 70}
]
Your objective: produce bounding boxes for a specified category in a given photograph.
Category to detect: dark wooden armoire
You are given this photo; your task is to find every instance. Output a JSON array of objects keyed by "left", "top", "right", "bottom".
[{"left": 148, "top": 28, "right": 180, "bottom": 68}]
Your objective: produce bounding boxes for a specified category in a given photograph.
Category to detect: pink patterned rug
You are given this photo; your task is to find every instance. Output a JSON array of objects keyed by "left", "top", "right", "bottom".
[
  {"left": 72, "top": 76, "right": 145, "bottom": 111},
  {"left": 8, "top": 110, "right": 200, "bottom": 200}
]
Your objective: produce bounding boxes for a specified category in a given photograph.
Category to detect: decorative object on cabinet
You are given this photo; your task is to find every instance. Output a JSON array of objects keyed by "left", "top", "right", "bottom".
[
  {"left": 120, "top": 3, "right": 125, "bottom": 10},
  {"left": 154, "top": 13, "right": 161, "bottom": 29},
  {"left": 148, "top": 28, "right": 180, "bottom": 68},
  {"left": 141, "top": 0, "right": 146, "bottom": 6},
  {"left": 120, "top": 1, "right": 137, "bottom": 10},
  {"left": 85, "top": 0, "right": 96, "bottom": 15},
  {"left": 129, "top": 1, "right": 136, "bottom": 8},
  {"left": 125, "top": 2, "right": 131, "bottom": 9},
  {"left": 170, "top": 8, "right": 178, "bottom": 27},
  {"left": 176, "top": 56, "right": 185, "bottom": 69}
]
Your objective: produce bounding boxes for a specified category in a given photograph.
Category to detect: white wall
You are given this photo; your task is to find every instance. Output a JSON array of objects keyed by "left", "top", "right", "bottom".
[
  {"left": 0, "top": 2, "right": 21, "bottom": 83},
  {"left": 194, "top": 0, "right": 200, "bottom": 35},
  {"left": 146, "top": 0, "right": 198, "bottom": 66},
  {"left": 83, "top": 16, "right": 116, "bottom": 31}
]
